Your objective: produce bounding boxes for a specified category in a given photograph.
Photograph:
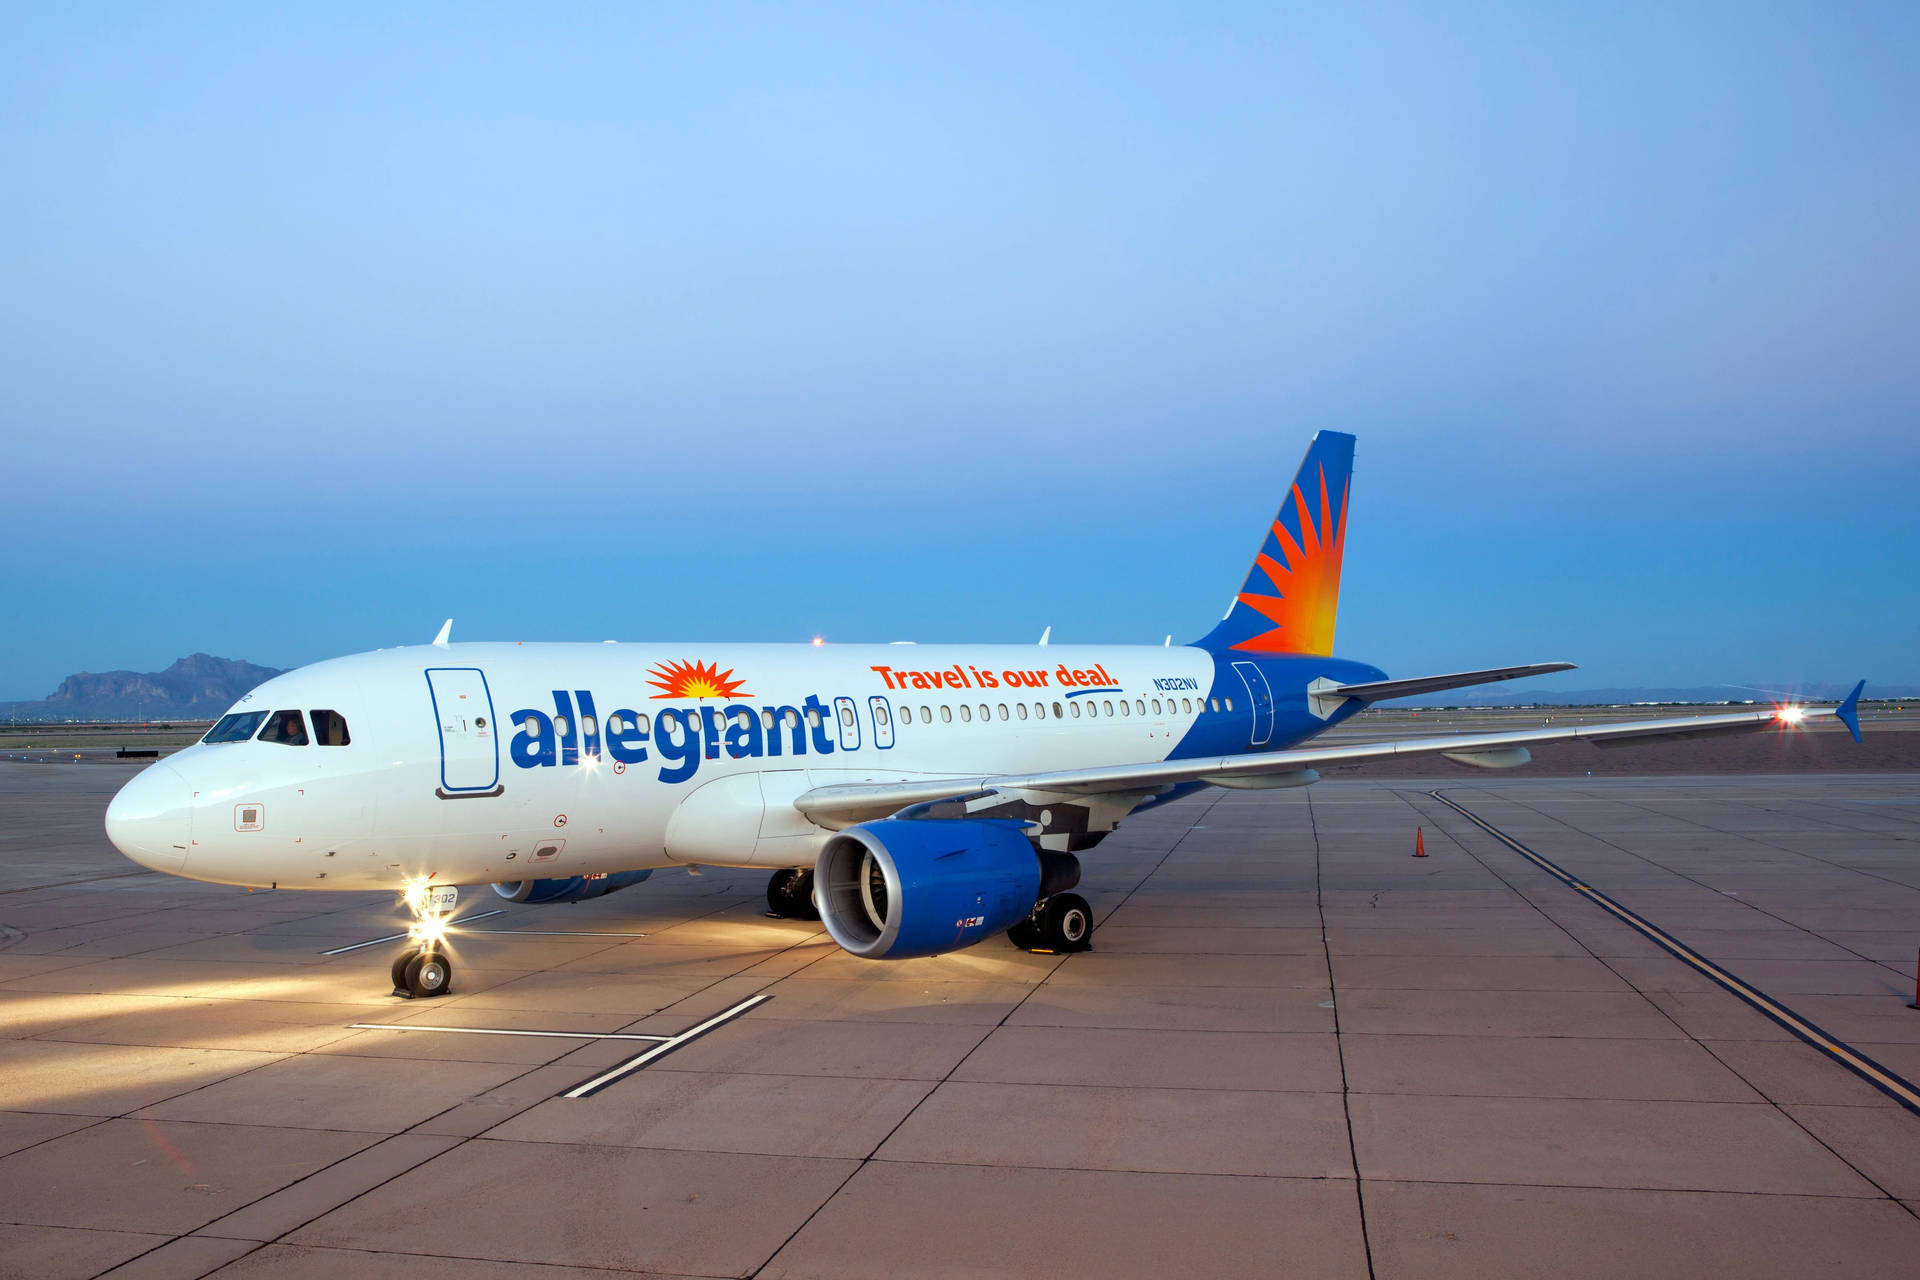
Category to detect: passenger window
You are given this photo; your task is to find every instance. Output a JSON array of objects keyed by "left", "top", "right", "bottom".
[
  {"left": 1134, "top": 699, "right": 1145, "bottom": 716},
  {"left": 1118, "top": 700, "right": 1129, "bottom": 717},
  {"left": 1069, "top": 701, "right": 1081, "bottom": 718},
  {"left": 203, "top": 711, "right": 268, "bottom": 743},
  {"left": 1016, "top": 704, "right": 1028, "bottom": 720},
  {"left": 761, "top": 709, "right": 775, "bottom": 730},
  {"left": 840, "top": 705, "right": 855, "bottom": 728},
  {"left": 876, "top": 703, "right": 891, "bottom": 728},
  {"left": 784, "top": 709, "right": 799, "bottom": 728},
  {"left": 658, "top": 710, "right": 678, "bottom": 734},
  {"left": 807, "top": 709, "right": 821, "bottom": 728},
  {"left": 734, "top": 710, "right": 751, "bottom": 729},
  {"left": 1225, "top": 697, "right": 1234, "bottom": 711},
  {"left": 520, "top": 715, "right": 542, "bottom": 736},
  {"left": 897, "top": 705, "right": 911, "bottom": 725},
  {"left": 921, "top": 705, "right": 932, "bottom": 722},
  {"left": 636, "top": 713, "right": 651, "bottom": 734},
  {"left": 607, "top": 714, "right": 624, "bottom": 733},
  {"left": 1151, "top": 699, "right": 1162, "bottom": 715},
  {"left": 1183, "top": 698, "right": 1193, "bottom": 714},
  {"left": 1052, "top": 702, "right": 1064, "bottom": 718},
  {"left": 555, "top": 716, "right": 571, "bottom": 737},
  {"left": 310, "top": 710, "right": 351, "bottom": 745},
  {"left": 960, "top": 705, "right": 972, "bottom": 722},
  {"left": 942, "top": 705, "right": 953, "bottom": 723},
  {"left": 997, "top": 704, "right": 1009, "bottom": 720},
  {"left": 258, "top": 709, "right": 308, "bottom": 745},
  {"left": 582, "top": 714, "right": 598, "bottom": 737},
  {"left": 1102, "top": 700, "right": 1114, "bottom": 716}
]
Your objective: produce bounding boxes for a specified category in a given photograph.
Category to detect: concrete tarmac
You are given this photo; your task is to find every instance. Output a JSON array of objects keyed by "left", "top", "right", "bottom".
[{"left": 1, "top": 762, "right": 1918, "bottom": 1278}]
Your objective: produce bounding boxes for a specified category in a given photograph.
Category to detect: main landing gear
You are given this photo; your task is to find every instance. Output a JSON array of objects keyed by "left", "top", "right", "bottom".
[
  {"left": 1007, "top": 893, "right": 1095, "bottom": 954},
  {"left": 765, "top": 867, "right": 821, "bottom": 920}
]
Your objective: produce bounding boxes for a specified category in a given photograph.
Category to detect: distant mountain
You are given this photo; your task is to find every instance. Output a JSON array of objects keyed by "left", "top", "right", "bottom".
[
  {"left": 1394, "top": 681, "right": 1916, "bottom": 707},
  {"left": 0, "top": 654, "right": 287, "bottom": 722}
]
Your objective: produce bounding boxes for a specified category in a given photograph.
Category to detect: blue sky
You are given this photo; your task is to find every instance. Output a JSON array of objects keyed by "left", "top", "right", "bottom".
[{"left": 4, "top": 2, "right": 1916, "bottom": 699}]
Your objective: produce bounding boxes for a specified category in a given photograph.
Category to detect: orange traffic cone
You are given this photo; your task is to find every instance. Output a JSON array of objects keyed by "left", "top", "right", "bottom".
[{"left": 1414, "top": 828, "right": 1427, "bottom": 858}]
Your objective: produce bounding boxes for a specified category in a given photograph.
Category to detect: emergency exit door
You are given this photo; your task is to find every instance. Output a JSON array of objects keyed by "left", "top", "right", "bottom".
[
  {"left": 1230, "top": 661, "right": 1276, "bottom": 748},
  {"left": 426, "top": 668, "right": 501, "bottom": 795}
]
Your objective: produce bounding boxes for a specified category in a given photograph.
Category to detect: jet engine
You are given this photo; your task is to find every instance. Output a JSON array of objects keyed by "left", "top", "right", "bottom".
[
  {"left": 492, "top": 869, "right": 653, "bottom": 904},
  {"left": 815, "top": 819, "right": 1077, "bottom": 960}
]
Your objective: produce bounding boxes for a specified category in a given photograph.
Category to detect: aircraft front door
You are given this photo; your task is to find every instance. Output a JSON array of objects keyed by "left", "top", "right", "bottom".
[
  {"left": 1230, "top": 661, "right": 1276, "bottom": 748},
  {"left": 426, "top": 667, "right": 501, "bottom": 795}
]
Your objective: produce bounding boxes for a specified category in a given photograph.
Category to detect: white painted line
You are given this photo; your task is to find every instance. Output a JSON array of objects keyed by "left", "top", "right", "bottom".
[
  {"left": 459, "top": 929, "right": 650, "bottom": 938},
  {"left": 348, "top": 1023, "right": 672, "bottom": 1042},
  {"left": 319, "top": 908, "right": 506, "bottom": 956},
  {"left": 563, "top": 994, "right": 772, "bottom": 1099}
]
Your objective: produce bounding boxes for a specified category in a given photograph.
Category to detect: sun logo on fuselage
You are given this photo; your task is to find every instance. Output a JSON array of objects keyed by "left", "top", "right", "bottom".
[
  {"left": 646, "top": 659, "right": 752, "bottom": 701},
  {"left": 1233, "top": 464, "right": 1349, "bottom": 655}
]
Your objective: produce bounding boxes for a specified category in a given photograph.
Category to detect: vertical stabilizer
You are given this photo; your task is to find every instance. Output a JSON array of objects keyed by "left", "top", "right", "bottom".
[{"left": 1195, "top": 431, "right": 1354, "bottom": 655}]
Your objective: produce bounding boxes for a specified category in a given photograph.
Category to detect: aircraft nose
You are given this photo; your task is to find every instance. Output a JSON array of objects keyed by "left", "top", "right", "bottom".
[{"left": 105, "top": 763, "right": 193, "bottom": 872}]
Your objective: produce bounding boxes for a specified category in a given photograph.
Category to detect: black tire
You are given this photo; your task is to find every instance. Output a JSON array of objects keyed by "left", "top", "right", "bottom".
[
  {"left": 404, "top": 950, "right": 453, "bottom": 998},
  {"left": 1006, "top": 915, "right": 1042, "bottom": 950},
  {"left": 1042, "top": 893, "right": 1094, "bottom": 952},
  {"left": 390, "top": 949, "right": 414, "bottom": 992}
]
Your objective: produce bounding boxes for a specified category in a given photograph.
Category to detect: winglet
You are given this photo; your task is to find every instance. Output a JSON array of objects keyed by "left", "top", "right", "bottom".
[
  {"left": 1836, "top": 679, "right": 1864, "bottom": 744},
  {"left": 1038, "top": 626, "right": 1051, "bottom": 646},
  {"left": 431, "top": 619, "right": 452, "bottom": 648}
]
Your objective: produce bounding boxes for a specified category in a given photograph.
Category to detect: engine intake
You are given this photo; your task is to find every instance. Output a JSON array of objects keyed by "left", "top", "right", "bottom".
[
  {"left": 492, "top": 869, "right": 652, "bottom": 904},
  {"left": 816, "top": 819, "right": 1051, "bottom": 960}
]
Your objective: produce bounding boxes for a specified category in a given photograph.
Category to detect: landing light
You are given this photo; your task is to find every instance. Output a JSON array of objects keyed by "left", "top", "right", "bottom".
[
  {"left": 1777, "top": 705, "right": 1807, "bottom": 725},
  {"left": 409, "top": 913, "right": 451, "bottom": 948}
]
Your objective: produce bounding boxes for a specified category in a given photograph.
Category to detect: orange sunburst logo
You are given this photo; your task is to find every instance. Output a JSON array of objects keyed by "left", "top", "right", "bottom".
[
  {"left": 1232, "top": 465, "right": 1349, "bottom": 655},
  {"left": 646, "top": 659, "right": 752, "bottom": 700}
]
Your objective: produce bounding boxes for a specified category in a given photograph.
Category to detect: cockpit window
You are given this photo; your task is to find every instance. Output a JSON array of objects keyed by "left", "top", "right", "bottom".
[
  {"left": 204, "top": 711, "right": 268, "bottom": 743},
  {"left": 258, "top": 709, "right": 309, "bottom": 746},
  {"left": 310, "top": 710, "right": 351, "bottom": 746}
]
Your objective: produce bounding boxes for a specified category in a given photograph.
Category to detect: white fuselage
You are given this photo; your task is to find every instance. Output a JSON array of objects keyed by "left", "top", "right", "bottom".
[{"left": 106, "top": 641, "right": 1244, "bottom": 893}]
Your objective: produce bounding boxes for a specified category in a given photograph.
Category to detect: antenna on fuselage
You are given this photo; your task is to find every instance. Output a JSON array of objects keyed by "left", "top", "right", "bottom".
[{"left": 432, "top": 619, "right": 452, "bottom": 648}]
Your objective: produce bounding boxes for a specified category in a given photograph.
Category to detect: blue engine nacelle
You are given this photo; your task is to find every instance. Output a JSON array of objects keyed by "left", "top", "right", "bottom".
[
  {"left": 815, "top": 819, "right": 1041, "bottom": 959},
  {"left": 492, "top": 868, "right": 653, "bottom": 904}
]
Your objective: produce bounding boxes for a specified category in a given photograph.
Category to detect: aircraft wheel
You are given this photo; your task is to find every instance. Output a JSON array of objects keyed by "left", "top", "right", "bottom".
[
  {"left": 402, "top": 950, "right": 453, "bottom": 999},
  {"left": 766, "top": 868, "right": 820, "bottom": 920},
  {"left": 1040, "top": 893, "right": 1094, "bottom": 953},
  {"left": 1006, "top": 915, "right": 1042, "bottom": 950},
  {"left": 390, "top": 949, "right": 414, "bottom": 993}
]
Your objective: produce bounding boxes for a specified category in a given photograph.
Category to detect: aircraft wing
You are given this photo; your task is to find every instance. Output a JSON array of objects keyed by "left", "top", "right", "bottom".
[{"left": 793, "top": 685, "right": 1863, "bottom": 828}]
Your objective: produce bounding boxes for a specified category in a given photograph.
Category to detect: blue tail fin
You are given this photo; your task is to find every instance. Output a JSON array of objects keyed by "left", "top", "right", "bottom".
[{"left": 1196, "top": 431, "right": 1355, "bottom": 655}]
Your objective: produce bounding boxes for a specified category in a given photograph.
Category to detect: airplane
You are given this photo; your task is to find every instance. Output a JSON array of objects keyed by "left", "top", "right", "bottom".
[{"left": 103, "top": 432, "right": 1865, "bottom": 997}]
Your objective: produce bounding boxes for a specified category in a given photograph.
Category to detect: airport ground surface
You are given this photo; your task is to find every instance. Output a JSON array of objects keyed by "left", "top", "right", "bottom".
[{"left": 2, "top": 761, "right": 1918, "bottom": 1278}]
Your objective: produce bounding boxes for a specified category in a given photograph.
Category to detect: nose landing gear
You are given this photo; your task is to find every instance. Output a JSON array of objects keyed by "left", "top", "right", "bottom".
[
  {"left": 1007, "top": 892, "right": 1094, "bottom": 954},
  {"left": 392, "top": 885, "right": 457, "bottom": 998},
  {"left": 391, "top": 947, "right": 453, "bottom": 999}
]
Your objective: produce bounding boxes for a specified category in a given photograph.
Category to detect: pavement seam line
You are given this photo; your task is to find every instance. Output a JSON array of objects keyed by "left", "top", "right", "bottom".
[
  {"left": 1404, "top": 788, "right": 1920, "bottom": 1226},
  {"left": 1308, "top": 788, "right": 1379, "bottom": 1280},
  {"left": 1429, "top": 789, "right": 1920, "bottom": 1115},
  {"left": 747, "top": 794, "right": 1225, "bottom": 1277}
]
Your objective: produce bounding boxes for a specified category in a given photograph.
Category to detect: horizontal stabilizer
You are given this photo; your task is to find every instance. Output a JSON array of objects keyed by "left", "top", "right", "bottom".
[{"left": 1329, "top": 662, "right": 1577, "bottom": 704}]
